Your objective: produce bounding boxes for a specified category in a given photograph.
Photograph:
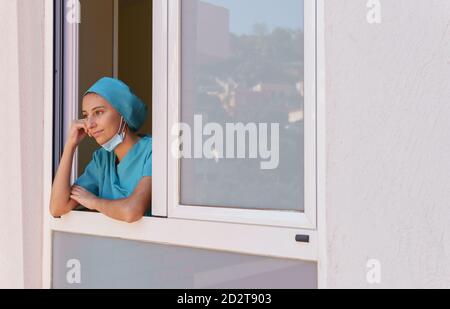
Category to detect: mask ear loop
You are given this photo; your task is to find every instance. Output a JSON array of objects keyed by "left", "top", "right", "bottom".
[{"left": 118, "top": 117, "right": 127, "bottom": 139}]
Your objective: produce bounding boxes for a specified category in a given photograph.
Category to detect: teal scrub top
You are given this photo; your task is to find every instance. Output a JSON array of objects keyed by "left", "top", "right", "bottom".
[{"left": 75, "top": 135, "right": 152, "bottom": 216}]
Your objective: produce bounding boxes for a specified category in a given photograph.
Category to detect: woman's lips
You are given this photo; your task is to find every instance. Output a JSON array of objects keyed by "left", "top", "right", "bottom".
[{"left": 92, "top": 130, "right": 103, "bottom": 137}]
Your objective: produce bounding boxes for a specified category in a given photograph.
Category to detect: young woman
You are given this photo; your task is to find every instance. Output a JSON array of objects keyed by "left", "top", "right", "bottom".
[{"left": 50, "top": 77, "right": 152, "bottom": 223}]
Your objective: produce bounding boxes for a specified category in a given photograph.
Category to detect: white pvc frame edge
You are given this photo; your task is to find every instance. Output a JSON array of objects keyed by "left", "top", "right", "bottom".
[
  {"left": 167, "top": 0, "right": 317, "bottom": 230},
  {"left": 42, "top": 0, "right": 54, "bottom": 289},
  {"left": 316, "top": 0, "right": 327, "bottom": 289},
  {"left": 43, "top": 0, "right": 80, "bottom": 289},
  {"left": 152, "top": 0, "right": 168, "bottom": 217},
  {"left": 68, "top": 4, "right": 79, "bottom": 184},
  {"left": 50, "top": 212, "right": 318, "bottom": 262}
]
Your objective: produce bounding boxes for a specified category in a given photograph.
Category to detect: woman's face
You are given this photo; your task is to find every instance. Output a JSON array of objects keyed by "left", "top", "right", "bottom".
[{"left": 82, "top": 93, "right": 124, "bottom": 145}]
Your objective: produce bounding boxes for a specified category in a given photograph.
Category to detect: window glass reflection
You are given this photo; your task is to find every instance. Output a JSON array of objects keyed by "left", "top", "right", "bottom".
[{"left": 181, "top": 0, "right": 305, "bottom": 212}]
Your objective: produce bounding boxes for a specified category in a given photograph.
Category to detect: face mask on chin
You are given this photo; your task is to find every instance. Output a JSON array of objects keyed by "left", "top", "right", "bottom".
[{"left": 101, "top": 116, "right": 126, "bottom": 152}]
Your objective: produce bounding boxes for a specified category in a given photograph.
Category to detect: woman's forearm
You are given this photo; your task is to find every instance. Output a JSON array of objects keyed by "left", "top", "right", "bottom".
[
  {"left": 49, "top": 143, "right": 77, "bottom": 216},
  {"left": 94, "top": 197, "right": 141, "bottom": 223}
]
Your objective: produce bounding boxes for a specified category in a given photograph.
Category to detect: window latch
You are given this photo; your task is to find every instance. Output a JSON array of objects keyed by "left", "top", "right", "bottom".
[{"left": 295, "top": 234, "right": 310, "bottom": 243}]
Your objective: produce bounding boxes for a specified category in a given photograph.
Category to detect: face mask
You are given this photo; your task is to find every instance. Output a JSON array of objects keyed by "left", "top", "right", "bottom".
[{"left": 101, "top": 117, "right": 126, "bottom": 152}]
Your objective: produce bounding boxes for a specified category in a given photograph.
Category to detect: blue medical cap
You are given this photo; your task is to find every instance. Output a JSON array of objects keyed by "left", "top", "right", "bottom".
[{"left": 84, "top": 77, "right": 148, "bottom": 132}]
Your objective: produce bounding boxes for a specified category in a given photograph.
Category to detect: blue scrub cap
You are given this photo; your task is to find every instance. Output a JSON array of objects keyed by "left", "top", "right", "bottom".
[{"left": 84, "top": 77, "right": 148, "bottom": 132}]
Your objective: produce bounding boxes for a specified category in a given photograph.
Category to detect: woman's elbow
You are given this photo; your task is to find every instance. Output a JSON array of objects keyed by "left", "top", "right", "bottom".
[
  {"left": 49, "top": 198, "right": 73, "bottom": 218},
  {"left": 49, "top": 199, "right": 60, "bottom": 216},
  {"left": 124, "top": 211, "right": 144, "bottom": 223},
  {"left": 49, "top": 204, "right": 64, "bottom": 218},
  {"left": 123, "top": 206, "right": 145, "bottom": 223}
]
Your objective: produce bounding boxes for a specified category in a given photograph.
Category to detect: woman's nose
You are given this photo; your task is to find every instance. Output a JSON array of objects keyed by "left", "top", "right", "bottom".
[{"left": 86, "top": 117, "right": 96, "bottom": 128}]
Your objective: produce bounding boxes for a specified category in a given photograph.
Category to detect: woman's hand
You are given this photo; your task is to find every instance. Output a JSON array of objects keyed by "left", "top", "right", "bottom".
[
  {"left": 66, "top": 119, "right": 91, "bottom": 149},
  {"left": 70, "top": 185, "right": 99, "bottom": 211}
]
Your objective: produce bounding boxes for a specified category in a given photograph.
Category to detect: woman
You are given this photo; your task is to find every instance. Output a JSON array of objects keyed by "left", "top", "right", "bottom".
[{"left": 50, "top": 77, "right": 152, "bottom": 223}]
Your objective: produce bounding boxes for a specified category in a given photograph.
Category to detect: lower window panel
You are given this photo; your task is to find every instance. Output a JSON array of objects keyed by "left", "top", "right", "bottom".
[{"left": 52, "top": 232, "right": 317, "bottom": 288}]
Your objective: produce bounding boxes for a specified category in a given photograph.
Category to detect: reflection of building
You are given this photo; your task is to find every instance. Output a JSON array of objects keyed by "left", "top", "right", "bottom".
[
  {"left": 288, "top": 109, "right": 304, "bottom": 123},
  {"left": 252, "top": 81, "right": 304, "bottom": 98},
  {"left": 203, "top": 78, "right": 305, "bottom": 123},
  {"left": 183, "top": 0, "right": 232, "bottom": 125},
  {"left": 195, "top": 1, "right": 231, "bottom": 65},
  {"left": 252, "top": 82, "right": 298, "bottom": 96}
]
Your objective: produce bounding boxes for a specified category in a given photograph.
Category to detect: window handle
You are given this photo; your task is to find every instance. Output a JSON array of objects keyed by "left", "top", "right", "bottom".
[{"left": 295, "top": 234, "right": 309, "bottom": 243}]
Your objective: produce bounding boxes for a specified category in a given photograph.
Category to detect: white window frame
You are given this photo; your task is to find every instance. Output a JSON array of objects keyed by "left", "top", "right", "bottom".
[
  {"left": 167, "top": 0, "right": 317, "bottom": 230},
  {"left": 43, "top": 0, "right": 324, "bottom": 289}
]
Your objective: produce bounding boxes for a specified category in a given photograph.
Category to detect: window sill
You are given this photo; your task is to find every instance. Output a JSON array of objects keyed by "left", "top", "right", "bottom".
[{"left": 49, "top": 210, "right": 318, "bottom": 261}]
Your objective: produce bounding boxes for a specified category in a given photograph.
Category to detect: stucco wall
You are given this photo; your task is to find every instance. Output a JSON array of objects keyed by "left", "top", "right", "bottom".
[
  {"left": 0, "top": 0, "right": 25, "bottom": 289},
  {"left": 17, "top": 0, "right": 45, "bottom": 289},
  {"left": 325, "top": 0, "right": 450, "bottom": 288},
  {"left": 0, "top": 0, "right": 44, "bottom": 288}
]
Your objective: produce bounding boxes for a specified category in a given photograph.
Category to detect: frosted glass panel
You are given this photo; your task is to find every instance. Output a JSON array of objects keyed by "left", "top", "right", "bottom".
[
  {"left": 180, "top": 0, "right": 305, "bottom": 211},
  {"left": 52, "top": 232, "right": 317, "bottom": 288}
]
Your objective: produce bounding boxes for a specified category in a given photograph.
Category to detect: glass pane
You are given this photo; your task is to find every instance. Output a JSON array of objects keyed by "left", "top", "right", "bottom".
[
  {"left": 53, "top": 232, "right": 317, "bottom": 288},
  {"left": 180, "top": 0, "right": 305, "bottom": 211}
]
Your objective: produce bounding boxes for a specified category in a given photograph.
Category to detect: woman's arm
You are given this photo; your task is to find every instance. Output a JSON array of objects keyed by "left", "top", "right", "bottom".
[
  {"left": 49, "top": 120, "right": 89, "bottom": 217},
  {"left": 70, "top": 176, "right": 152, "bottom": 223},
  {"left": 49, "top": 143, "right": 80, "bottom": 217}
]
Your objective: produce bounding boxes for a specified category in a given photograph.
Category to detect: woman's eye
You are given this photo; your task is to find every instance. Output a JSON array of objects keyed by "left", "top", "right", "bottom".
[{"left": 96, "top": 111, "right": 104, "bottom": 116}]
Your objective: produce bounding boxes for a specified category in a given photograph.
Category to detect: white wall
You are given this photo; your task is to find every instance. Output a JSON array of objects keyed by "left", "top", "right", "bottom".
[
  {"left": 0, "top": 0, "right": 25, "bottom": 289},
  {"left": 325, "top": 0, "right": 450, "bottom": 288},
  {"left": 17, "top": 0, "right": 45, "bottom": 289},
  {"left": 0, "top": 0, "right": 45, "bottom": 288}
]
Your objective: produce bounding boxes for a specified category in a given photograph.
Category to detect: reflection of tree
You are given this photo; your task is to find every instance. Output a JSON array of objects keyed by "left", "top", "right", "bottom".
[
  {"left": 253, "top": 22, "right": 269, "bottom": 37},
  {"left": 199, "top": 26, "right": 304, "bottom": 88}
]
